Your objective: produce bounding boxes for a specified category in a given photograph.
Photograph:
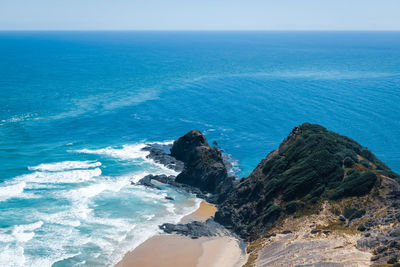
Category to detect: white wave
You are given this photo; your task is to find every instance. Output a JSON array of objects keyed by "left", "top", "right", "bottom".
[
  {"left": 74, "top": 144, "right": 149, "bottom": 161},
  {"left": 222, "top": 153, "right": 241, "bottom": 177},
  {"left": 0, "top": 246, "right": 25, "bottom": 267},
  {"left": 22, "top": 223, "right": 86, "bottom": 267},
  {"left": 145, "top": 159, "right": 180, "bottom": 176},
  {"left": 148, "top": 140, "right": 173, "bottom": 146},
  {"left": 73, "top": 143, "right": 179, "bottom": 177},
  {"left": 0, "top": 221, "right": 44, "bottom": 244},
  {"left": 19, "top": 168, "right": 101, "bottom": 185},
  {"left": 28, "top": 161, "right": 101, "bottom": 172},
  {"left": 12, "top": 221, "right": 44, "bottom": 243},
  {"left": 0, "top": 181, "right": 26, "bottom": 201},
  {"left": 39, "top": 212, "right": 81, "bottom": 227},
  {"left": 55, "top": 175, "right": 133, "bottom": 222},
  {"left": 109, "top": 197, "right": 202, "bottom": 266},
  {"left": 16, "top": 221, "right": 44, "bottom": 232},
  {"left": 66, "top": 177, "right": 130, "bottom": 202}
]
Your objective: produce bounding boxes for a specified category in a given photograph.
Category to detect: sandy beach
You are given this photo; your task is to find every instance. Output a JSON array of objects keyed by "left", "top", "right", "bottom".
[{"left": 115, "top": 201, "right": 247, "bottom": 267}]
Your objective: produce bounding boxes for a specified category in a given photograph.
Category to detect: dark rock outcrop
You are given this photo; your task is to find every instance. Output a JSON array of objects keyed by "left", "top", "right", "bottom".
[
  {"left": 142, "top": 143, "right": 184, "bottom": 172},
  {"left": 137, "top": 174, "right": 208, "bottom": 199},
  {"left": 136, "top": 174, "right": 162, "bottom": 190},
  {"left": 171, "top": 130, "right": 235, "bottom": 201},
  {"left": 159, "top": 219, "right": 222, "bottom": 238}
]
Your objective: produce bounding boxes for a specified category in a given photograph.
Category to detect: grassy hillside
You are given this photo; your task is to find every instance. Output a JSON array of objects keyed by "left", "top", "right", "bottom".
[{"left": 215, "top": 123, "right": 400, "bottom": 240}]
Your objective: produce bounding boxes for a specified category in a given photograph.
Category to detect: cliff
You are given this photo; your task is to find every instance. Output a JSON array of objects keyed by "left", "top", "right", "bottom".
[
  {"left": 215, "top": 123, "right": 399, "bottom": 239},
  {"left": 149, "top": 124, "right": 400, "bottom": 266},
  {"left": 213, "top": 123, "right": 400, "bottom": 266}
]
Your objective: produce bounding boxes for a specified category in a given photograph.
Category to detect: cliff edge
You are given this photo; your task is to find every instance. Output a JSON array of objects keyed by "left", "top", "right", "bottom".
[{"left": 154, "top": 124, "right": 400, "bottom": 266}]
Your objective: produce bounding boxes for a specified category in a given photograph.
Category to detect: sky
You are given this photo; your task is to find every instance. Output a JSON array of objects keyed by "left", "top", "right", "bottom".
[{"left": 0, "top": 0, "right": 399, "bottom": 31}]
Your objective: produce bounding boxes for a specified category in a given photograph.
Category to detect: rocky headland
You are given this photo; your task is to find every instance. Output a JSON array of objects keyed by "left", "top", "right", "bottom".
[{"left": 138, "top": 123, "right": 400, "bottom": 267}]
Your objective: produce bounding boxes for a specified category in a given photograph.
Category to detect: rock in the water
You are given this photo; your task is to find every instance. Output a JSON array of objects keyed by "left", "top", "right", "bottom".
[
  {"left": 142, "top": 143, "right": 184, "bottom": 172},
  {"left": 170, "top": 130, "right": 234, "bottom": 200},
  {"left": 146, "top": 174, "right": 175, "bottom": 184},
  {"left": 170, "top": 130, "right": 209, "bottom": 163},
  {"left": 137, "top": 175, "right": 162, "bottom": 190},
  {"left": 138, "top": 174, "right": 209, "bottom": 200}
]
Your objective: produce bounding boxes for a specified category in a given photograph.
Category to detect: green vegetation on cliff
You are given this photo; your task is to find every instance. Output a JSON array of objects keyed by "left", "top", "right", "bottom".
[{"left": 215, "top": 123, "right": 399, "bottom": 240}]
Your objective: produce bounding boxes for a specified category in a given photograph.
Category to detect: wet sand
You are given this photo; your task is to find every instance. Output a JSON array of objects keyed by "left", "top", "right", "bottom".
[{"left": 115, "top": 201, "right": 246, "bottom": 267}]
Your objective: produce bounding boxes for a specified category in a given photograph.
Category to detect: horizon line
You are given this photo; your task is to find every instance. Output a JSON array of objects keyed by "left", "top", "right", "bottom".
[{"left": 1, "top": 29, "right": 400, "bottom": 33}]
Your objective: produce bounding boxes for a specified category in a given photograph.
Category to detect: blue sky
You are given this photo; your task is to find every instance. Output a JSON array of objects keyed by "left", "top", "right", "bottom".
[{"left": 0, "top": 0, "right": 399, "bottom": 30}]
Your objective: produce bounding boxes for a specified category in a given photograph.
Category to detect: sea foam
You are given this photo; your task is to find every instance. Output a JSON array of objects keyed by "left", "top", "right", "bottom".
[
  {"left": 28, "top": 161, "right": 101, "bottom": 172},
  {"left": 18, "top": 168, "right": 102, "bottom": 186},
  {"left": 0, "top": 181, "right": 26, "bottom": 201},
  {"left": 12, "top": 221, "right": 44, "bottom": 243},
  {"left": 74, "top": 144, "right": 149, "bottom": 161},
  {"left": 74, "top": 143, "right": 179, "bottom": 177},
  {"left": 1, "top": 142, "right": 191, "bottom": 266}
]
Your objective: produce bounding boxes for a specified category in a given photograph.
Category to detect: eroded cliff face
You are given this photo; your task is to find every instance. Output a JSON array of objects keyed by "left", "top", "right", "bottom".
[
  {"left": 250, "top": 202, "right": 372, "bottom": 267},
  {"left": 246, "top": 175, "right": 400, "bottom": 267}
]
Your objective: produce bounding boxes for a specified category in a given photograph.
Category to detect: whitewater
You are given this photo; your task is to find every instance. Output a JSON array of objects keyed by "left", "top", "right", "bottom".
[{"left": 0, "top": 142, "right": 200, "bottom": 266}]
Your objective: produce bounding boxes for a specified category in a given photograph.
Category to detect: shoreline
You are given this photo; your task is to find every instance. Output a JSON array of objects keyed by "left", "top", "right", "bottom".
[{"left": 115, "top": 201, "right": 247, "bottom": 267}]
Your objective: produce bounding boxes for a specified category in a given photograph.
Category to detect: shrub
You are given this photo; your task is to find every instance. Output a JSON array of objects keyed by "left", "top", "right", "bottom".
[
  {"left": 266, "top": 205, "right": 281, "bottom": 217},
  {"left": 387, "top": 257, "right": 397, "bottom": 264},
  {"left": 330, "top": 171, "right": 377, "bottom": 199},
  {"left": 359, "top": 160, "right": 371, "bottom": 168},
  {"left": 343, "top": 208, "right": 366, "bottom": 221},
  {"left": 262, "top": 205, "right": 281, "bottom": 223},
  {"left": 344, "top": 157, "right": 355, "bottom": 168},
  {"left": 360, "top": 149, "right": 375, "bottom": 162},
  {"left": 285, "top": 200, "right": 304, "bottom": 214}
]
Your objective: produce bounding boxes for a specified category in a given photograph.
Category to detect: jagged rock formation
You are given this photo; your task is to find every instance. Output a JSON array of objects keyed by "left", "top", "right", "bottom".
[
  {"left": 140, "top": 130, "right": 234, "bottom": 201},
  {"left": 136, "top": 174, "right": 208, "bottom": 199},
  {"left": 171, "top": 130, "right": 235, "bottom": 201},
  {"left": 142, "top": 143, "right": 184, "bottom": 172}
]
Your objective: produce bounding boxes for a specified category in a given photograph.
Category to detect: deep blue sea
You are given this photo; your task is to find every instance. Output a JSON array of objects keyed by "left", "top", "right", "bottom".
[{"left": 1, "top": 31, "right": 400, "bottom": 266}]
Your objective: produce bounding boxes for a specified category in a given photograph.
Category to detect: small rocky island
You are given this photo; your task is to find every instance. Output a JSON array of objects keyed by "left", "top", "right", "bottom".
[{"left": 139, "top": 123, "right": 400, "bottom": 266}]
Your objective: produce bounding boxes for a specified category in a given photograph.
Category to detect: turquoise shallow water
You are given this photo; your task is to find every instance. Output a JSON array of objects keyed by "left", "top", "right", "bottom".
[{"left": 0, "top": 31, "right": 400, "bottom": 266}]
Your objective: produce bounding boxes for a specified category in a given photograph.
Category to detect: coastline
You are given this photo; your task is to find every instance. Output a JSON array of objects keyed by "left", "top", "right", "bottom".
[{"left": 115, "top": 201, "right": 247, "bottom": 267}]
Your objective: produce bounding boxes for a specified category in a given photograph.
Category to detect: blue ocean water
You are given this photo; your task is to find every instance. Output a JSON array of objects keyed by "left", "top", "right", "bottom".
[{"left": 0, "top": 31, "right": 400, "bottom": 266}]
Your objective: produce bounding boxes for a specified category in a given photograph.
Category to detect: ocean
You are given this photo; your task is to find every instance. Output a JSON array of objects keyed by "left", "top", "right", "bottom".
[{"left": 0, "top": 31, "right": 399, "bottom": 266}]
